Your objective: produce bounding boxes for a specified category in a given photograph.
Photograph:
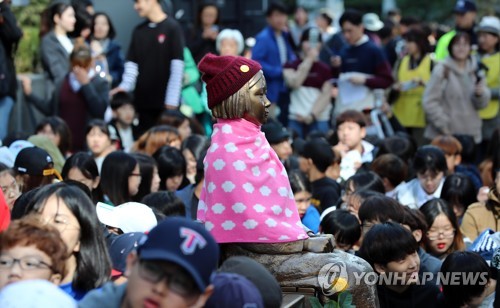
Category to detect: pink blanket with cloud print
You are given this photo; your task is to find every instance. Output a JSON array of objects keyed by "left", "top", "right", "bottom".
[{"left": 198, "top": 118, "right": 308, "bottom": 243}]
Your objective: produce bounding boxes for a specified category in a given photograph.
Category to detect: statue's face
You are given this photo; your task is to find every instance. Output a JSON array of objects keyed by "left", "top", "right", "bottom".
[{"left": 244, "top": 71, "right": 271, "bottom": 125}]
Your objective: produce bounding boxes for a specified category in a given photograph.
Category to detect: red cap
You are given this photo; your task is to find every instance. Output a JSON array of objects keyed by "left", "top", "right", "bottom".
[{"left": 198, "top": 53, "right": 262, "bottom": 109}]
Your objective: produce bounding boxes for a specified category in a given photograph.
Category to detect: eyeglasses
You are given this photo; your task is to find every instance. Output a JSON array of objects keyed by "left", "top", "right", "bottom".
[
  {"left": 0, "top": 256, "right": 54, "bottom": 272},
  {"left": 38, "top": 215, "right": 80, "bottom": 233},
  {"left": 138, "top": 260, "right": 199, "bottom": 298},
  {"left": 426, "top": 229, "right": 455, "bottom": 241},
  {"left": 1, "top": 179, "right": 20, "bottom": 196}
]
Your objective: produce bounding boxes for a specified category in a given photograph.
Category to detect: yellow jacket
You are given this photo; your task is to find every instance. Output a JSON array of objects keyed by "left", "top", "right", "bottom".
[
  {"left": 392, "top": 54, "right": 432, "bottom": 128},
  {"left": 478, "top": 52, "right": 500, "bottom": 120}
]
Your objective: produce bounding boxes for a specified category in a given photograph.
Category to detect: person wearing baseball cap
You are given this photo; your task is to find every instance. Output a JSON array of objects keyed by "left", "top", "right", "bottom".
[
  {"left": 79, "top": 217, "right": 219, "bottom": 308},
  {"left": 204, "top": 272, "right": 264, "bottom": 308},
  {"left": 435, "top": 0, "right": 478, "bottom": 60},
  {"left": 13, "top": 147, "right": 62, "bottom": 193}
]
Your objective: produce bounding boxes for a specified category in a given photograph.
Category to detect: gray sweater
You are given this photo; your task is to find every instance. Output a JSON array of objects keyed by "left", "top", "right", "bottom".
[{"left": 422, "top": 56, "right": 490, "bottom": 143}]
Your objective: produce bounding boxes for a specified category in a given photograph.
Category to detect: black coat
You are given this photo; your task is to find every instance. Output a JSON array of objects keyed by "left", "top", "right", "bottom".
[{"left": 0, "top": 2, "right": 23, "bottom": 99}]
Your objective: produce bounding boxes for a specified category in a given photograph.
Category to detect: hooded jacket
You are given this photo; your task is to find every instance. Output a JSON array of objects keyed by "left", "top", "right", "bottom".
[{"left": 422, "top": 56, "right": 490, "bottom": 143}]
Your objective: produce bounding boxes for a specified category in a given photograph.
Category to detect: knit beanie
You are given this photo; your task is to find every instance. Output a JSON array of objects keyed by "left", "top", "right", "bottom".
[{"left": 198, "top": 53, "right": 262, "bottom": 109}]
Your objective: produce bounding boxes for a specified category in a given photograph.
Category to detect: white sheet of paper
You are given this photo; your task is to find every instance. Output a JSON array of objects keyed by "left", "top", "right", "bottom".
[{"left": 337, "top": 78, "right": 369, "bottom": 105}]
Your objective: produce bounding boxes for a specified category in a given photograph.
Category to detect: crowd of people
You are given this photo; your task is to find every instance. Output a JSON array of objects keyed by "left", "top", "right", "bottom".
[{"left": 0, "top": 0, "right": 499, "bottom": 306}]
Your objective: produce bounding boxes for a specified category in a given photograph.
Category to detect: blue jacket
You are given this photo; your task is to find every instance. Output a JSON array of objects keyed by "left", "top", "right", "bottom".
[
  {"left": 252, "top": 26, "right": 296, "bottom": 103},
  {"left": 105, "top": 40, "right": 125, "bottom": 88}
]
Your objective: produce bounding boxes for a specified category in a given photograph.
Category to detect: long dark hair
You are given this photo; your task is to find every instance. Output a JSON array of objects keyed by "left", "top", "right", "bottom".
[
  {"left": 26, "top": 183, "right": 111, "bottom": 292},
  {"left": 131, "top": 153, "right": 157, "bottom": 202},
  {"left": 100, "top": 151, "right": 138, "bottom": 205},
  {"left": 153, "top": 146, "right": 186, "bottom": 191}
]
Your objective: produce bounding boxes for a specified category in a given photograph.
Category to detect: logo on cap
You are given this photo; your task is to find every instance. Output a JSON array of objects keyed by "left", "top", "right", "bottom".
[
  {"left": 240, "top": 65, "right": 250, "bottom": 73},
  {"left": 180, "top": 227, "right": 207, "bottom": 255}
]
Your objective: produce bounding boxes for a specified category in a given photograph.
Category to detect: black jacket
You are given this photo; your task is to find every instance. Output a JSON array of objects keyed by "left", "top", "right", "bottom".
[{"left": 0, "top": 2, "right": 23, "bottom": 99}]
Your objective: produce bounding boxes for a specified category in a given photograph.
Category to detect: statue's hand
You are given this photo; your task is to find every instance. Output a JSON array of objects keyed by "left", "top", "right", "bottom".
[{"left": 303, "top": 234, "right": 335, "bottom": 253}]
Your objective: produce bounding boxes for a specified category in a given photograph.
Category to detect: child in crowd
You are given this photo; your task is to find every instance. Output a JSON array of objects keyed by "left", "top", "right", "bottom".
[
  {"left": 131, "top": 125, "right": 182, "bottom": 155},
  {"left": 130, "top": 153, "right": 160, "bottom": 202},
  {"left": 261, "top": 119, "right": 298, "bottom": 172},
  {"left": 371, "top": 153, "right": 408, "bottom": 198},
  {"left": 397, "top": 145, "right": 448, "bottom": 208},
  {"left": 158, "top": 109, "right": 193, "bottom": 141},
  {"left": 333, "top": 110, "right": 375, "bottom": 181},
  {"left": 35, "top": 116, "right": 72, "bottom": 157},
  {"left": 420, "top": 199, "right": 465, "bottom": 260},
  {"left": 358, "top": 194, "right": 405, "bottom": 239},
  {"left": 0, "top": 216, "right": 67, "bottom": 289},
  {"left": 430, "top": 134, "right": 462, "bottom": 174},
  {"left": 401, "top": 206, "right": 442, "bottom": 283},
  {"left": 25, "top": 183, "right": 111, "bottom": 300},
  {"left": 344, "top": 189, "right": 383, "bottom": 220},
  {"left": 180, "top": 134, "right": 209, "bottom": 185},
  {"left": 85, "top": 119, "right": 118, "bottom": 173},
  {"left": 153, "top": 146, "right": 187, "bottom": 192},
  {"left": 340, "top": 171, "right": 385, "bottom": 209},
  {"left": 204, "top": 273, "right": 264, "bottom": 308},
  {"left": 440, "top": 173, "right": 477, "bottom": 224},
  {"left": 100, "top": 151, "right": 141, "bottom": 206},
  {"left": 0, "top": 163, "right": 21, "bottom": 210},
  {"left": 14, "top": 147, "right": 62, "bottom": 193},
  {"left": 438, "top": 251, "right": 496, "bottom": 307},
  {"left": 141, "top": 191, "right": 186, "bottom": 218},
  {"left": 358, "top": 222, "right": 440, "bottom": 307},
  {"left": 108, "top": 92, "right": 139, "bottom": 152},
  {"left": 461, "top": 154, "right": 500, "bottom": 241},
  {"left": 61, "top": 151, "right": 102, "bottom": 203},
  {"left": 79, "top": 217, "right": 218, "bottom": 308},
  {"left": 288, "top": 170, "right": 320, "bottom": 233},
  {"left": 320, "top": 209, "right": 361, "bottom": 252},
  {"left": 298, "top": 138, "right": 341, "bottom": 212}
]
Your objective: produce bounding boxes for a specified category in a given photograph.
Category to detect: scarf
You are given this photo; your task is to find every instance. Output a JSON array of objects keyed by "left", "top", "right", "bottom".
[{"left": 198, "top": 118, "right": 308, "bottom": 243}]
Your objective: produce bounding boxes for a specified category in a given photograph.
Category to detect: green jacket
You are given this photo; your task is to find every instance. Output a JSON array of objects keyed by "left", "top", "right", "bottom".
[{"left": 181, "top": 47, "right": 205, "bottom": 114}]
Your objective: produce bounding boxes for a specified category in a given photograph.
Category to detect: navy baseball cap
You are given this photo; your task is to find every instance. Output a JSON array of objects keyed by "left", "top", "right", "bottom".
[
  {"left": 109, "top": 232, "right": 145, "bottom": 276},
  {"left": 136, "top": 217, "right": 219, "bottom": 292},
  {"left": 204, "top": 272, "right": 264, "bottom": 308},
  {"left": 453, "top": 0, "right": 477, "bottom": 13}
]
